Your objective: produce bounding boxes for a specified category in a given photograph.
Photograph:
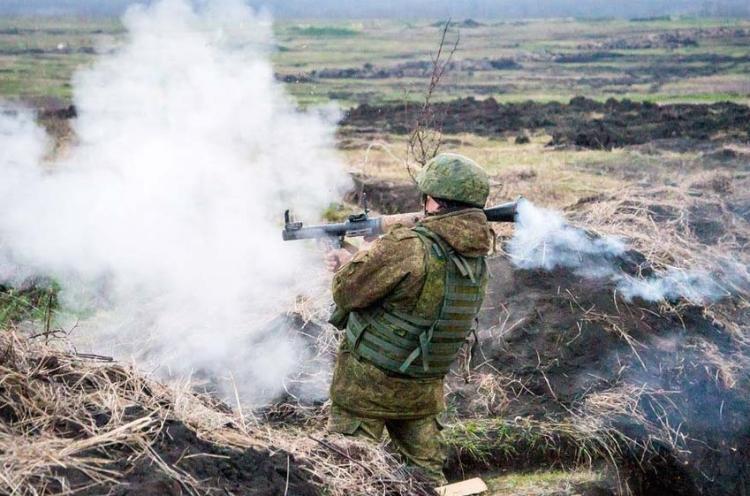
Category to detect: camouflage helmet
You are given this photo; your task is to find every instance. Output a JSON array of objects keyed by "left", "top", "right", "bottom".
[{"left": 416, "top": 153, "right": 489, "bottom": 208}]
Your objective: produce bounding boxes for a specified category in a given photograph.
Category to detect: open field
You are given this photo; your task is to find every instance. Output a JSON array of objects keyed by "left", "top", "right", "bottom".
[
  {"left": 1, "top": 9, "right": 750, "bottom": 496},
  {"left": 1, "top": 17, "right": 749, "bottom": 106}
]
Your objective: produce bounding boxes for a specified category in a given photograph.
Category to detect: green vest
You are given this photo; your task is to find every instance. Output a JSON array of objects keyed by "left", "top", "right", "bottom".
[{"left": 345, "top": 225, "right": 487, "bottom": 378}]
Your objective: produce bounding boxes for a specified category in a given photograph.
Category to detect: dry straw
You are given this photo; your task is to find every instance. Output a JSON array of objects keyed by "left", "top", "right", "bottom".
[{"left": 0, "top": 326, "right": 433, "bottom": 495}]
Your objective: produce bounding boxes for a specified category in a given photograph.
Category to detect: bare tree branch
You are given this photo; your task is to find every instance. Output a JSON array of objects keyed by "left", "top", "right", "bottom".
[{"left": 405, "top": 20, "right": 460, "bottom": 181}]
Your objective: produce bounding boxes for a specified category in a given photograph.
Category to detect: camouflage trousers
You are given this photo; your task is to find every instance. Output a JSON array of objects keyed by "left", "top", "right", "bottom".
[{"left": 327, "top": 404, "right": 448, "bottom": 485}]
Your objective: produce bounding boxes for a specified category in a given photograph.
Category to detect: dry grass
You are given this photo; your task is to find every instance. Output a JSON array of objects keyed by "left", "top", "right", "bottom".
[
  {"left": 567, "top": 172, "right": 750, "bottom": 342},
  {"left": 4, "top": 117, "right": 749, "bottom": 494},
  {"left": 0, "top": 326, "right": 434, "bottom": 495}
]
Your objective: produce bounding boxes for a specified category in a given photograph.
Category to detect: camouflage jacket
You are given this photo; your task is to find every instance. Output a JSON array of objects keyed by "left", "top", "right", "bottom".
[{"left": 330, "top": 209, "right": 493, "bottom": 419}]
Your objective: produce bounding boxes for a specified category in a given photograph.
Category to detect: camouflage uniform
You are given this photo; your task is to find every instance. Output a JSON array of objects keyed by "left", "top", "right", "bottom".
[{"left": 327, "top": 154, "right": 493, "bottom": 484}]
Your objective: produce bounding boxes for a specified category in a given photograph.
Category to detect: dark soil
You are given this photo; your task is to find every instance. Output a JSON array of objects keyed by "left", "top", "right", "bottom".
[
  {"left": 0, "top": 331, "right": 319, "bottom": 496},
  {"left": 446, "top": 249, "right": 750, "bottom": 496},
  {"left": 578, "top": 31, "right": 699, "bottom": 50},
  {"left": 346, "top": 174, "right": 422, "bottom": 214},
  {"left": 282, "top": 57, "right": 521, "bottom": 82},
  {"left": 57, "top": 415, "right": 317, "bottom": 496},
  {"left": 341, "top": 96, "right": 750, "bottom": 150},
  {"left": 278, "top": 51, "right": 748, "bottom": 95},
  {"left": 0, "top": 46, "right": 95, "bottom": 55},
  {"left": 339, "top": 172, "right": 750, "bottom": 494},
  {"left": 432, "top": 19, "right": 486, "bottom": 29},
  {"left": 578, "top": 27, "right": 750, "bottom": 50}
]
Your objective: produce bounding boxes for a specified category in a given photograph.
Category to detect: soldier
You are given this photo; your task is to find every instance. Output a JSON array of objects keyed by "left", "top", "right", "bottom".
[{"left": 324, "top": 153, "right": 493, "bottom": 485}]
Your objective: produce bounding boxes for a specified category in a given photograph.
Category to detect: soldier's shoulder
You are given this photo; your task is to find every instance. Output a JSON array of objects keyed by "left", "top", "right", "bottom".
[{"left": 385, "top": 225, "right": 420, "bottom": 242}]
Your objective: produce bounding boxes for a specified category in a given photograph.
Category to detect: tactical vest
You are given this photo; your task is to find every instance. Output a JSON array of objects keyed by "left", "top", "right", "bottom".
[{"left": 345, "top": 225, "right": 487, "bottom": 378}]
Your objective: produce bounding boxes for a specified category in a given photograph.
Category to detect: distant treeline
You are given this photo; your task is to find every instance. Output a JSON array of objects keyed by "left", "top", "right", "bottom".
[{"left": 1, "top": 0, "right": 749, "bottom": 18}]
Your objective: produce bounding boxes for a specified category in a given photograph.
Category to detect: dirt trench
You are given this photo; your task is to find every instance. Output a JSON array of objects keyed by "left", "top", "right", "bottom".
[
  {"left": 453, "top": 252, "right": 750, "bottom": 495},
  {"left": 0, "top": 330, "right": 319, "bottom": 496},
  {"left": 343, "top": 169, "right": 750, "bottom": 495}
]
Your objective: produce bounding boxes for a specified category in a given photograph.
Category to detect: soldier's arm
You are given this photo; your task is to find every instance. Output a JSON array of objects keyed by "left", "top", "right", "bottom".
[{"left": 332, "top": 228, "right": 424, "bottom": 311}]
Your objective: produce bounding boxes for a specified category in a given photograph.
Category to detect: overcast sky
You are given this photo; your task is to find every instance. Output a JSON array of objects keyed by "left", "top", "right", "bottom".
[{"left": 0, "top": 0, "right": 748, "bottom": 18}]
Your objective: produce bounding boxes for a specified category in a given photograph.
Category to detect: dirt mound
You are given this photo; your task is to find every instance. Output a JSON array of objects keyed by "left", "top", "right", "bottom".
[
  {"left": 431, "top": 19, "right": 485, "bottom": 28},
  {"left": 580, "top": 26, "right": 750, "bottom": 51},
  {"left": 0, "top": 330, "right": 318, "bottom": 495},
  {"left": 579, "top": 31, "right": 698, "bottom": 50},
  {"left": 442, "top": 178, "right": 750, "bottom": 495},
  {"left": 341, "top": 97, "right": 750, "bottom": 150},
  {"left": 346, "top": 173, "right": 421, "bottom": 214},
  {"left": 69, "top": 418, "right": 314, "bottom": 496},
  {"left": 284, "top": 57, "right": 521, "bottom": 82},
  {"left": 0, "top": 300, "right": 438, "bottom": 495},
  {"left": 455, "top": 255, "right": 749, "bottom": 495}
]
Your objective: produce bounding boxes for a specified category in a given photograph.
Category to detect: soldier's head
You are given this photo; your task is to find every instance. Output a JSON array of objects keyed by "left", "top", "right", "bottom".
[{"left": 416, "top": 153, "right": 490, "bottom": 214}]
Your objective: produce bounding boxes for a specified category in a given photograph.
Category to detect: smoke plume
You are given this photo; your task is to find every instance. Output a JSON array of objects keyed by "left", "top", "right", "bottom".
[
  {"left": 507, "top": 199, "right": 729, "bottom": 304},
  {"left": 0, "top": 0, "right": 349, "bottom": 404}
]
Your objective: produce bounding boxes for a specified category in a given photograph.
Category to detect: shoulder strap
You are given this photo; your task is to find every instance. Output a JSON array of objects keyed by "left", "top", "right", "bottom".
[{"left": 413, "top": 225, "right": 478, "bottom": 282}]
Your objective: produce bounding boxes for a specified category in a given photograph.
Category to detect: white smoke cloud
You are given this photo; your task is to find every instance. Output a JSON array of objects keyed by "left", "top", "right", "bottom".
[
  {"left": 508, "top": 199, "right": 627, "bottom": 272},
  {"left": 508, "top": 199, "right": 729, "bottom": 304},
  {"left": 0, "top": 0, "right": 349, "bottom": 404}
]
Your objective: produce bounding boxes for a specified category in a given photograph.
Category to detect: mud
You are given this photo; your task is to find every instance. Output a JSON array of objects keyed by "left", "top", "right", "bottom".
[
  {"left": 341, "top": 96, "right": 750, "bottom": 150},
  {"left": 444, "top": 241, "right": 750, "bottom": 495}
]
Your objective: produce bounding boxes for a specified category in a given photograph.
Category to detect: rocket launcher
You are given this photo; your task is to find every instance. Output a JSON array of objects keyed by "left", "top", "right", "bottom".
[{"left": 282, "top": 199, "right": 519, "bottom": 247}]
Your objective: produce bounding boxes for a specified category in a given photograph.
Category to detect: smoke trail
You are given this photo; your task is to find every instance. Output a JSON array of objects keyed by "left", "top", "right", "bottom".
[
  {"left": 507, "top": 199, "right": 728, "bottom": 304},
  {"left": 0, "top": 0, "right": 349, "bottom": 404}
]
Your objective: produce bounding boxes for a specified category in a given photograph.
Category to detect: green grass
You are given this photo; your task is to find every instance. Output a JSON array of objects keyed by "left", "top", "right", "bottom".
[
  {"left": 620, "top": 91, "right": 750, "bottom": 104},
  {"left": 485, "top": 469, "right": 603, "bottom": 495},
  {"left": 0, "top": 285, "right": 58, "bottom": 329},
  {"left": 288, "top": 25, "right": 360, "bottom": 37},
  {"left": 1, "top": 16, "right": 749, "bottom": 106}
]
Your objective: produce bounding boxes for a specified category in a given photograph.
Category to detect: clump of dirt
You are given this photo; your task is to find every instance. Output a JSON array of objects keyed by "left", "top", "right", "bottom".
[
  {"left": 703, "top": 146, "right": 750, "bottom": 164},
  {"left": 341, "top": 96, "right": 750, "bottom": 150}
]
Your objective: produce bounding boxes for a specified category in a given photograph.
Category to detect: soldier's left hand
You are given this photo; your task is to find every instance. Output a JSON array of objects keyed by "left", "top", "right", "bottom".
[{"left": 325, "top": 249, "right": 353, "bottom": 272}]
